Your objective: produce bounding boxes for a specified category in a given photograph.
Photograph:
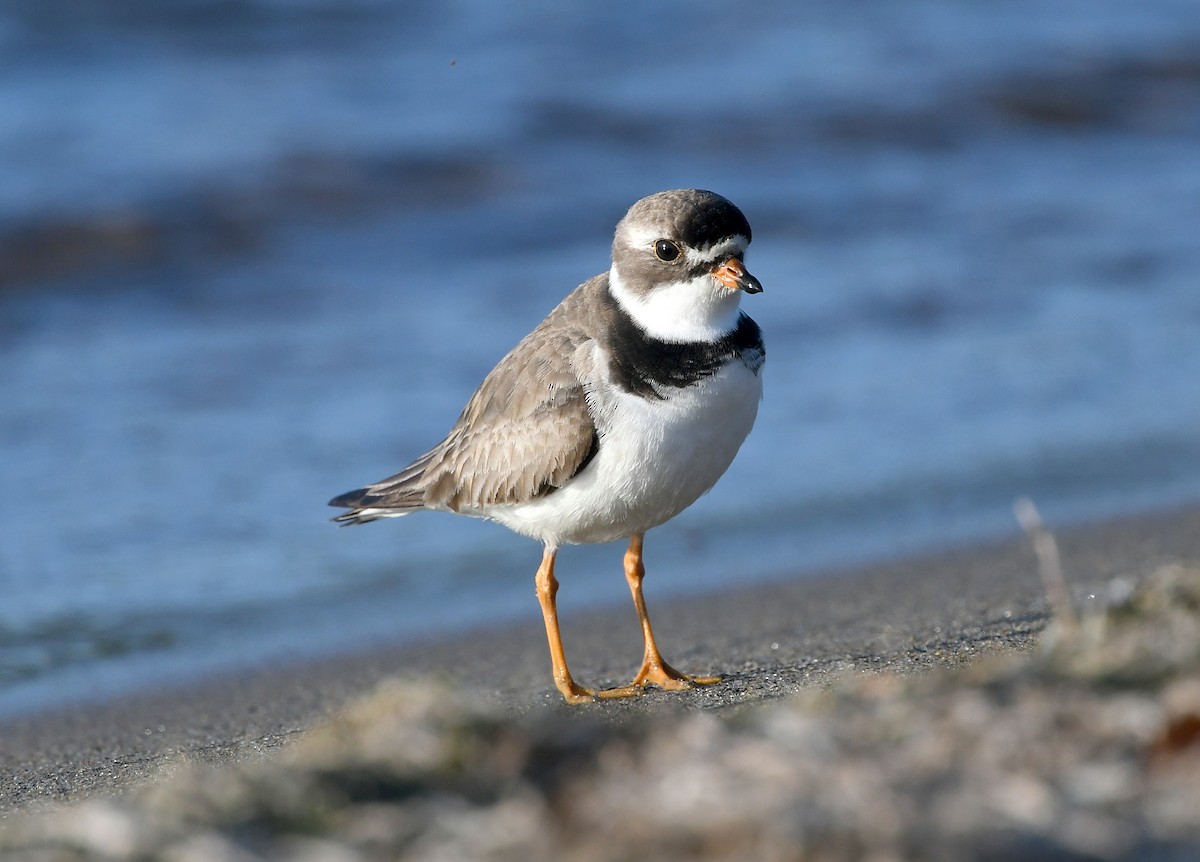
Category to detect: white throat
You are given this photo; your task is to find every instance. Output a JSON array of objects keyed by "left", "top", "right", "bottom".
[{"left": 608, "top": 266, "right": 742, "bottom": 343}]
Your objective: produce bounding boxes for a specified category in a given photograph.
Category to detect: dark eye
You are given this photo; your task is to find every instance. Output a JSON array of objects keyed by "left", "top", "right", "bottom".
[{"left": 654, "top": 239, "right": 681, "bottom": 262}]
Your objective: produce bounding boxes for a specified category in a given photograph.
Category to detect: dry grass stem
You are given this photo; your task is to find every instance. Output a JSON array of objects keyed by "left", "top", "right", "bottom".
[{"left": 1014, "top": 496, "right": 1078, "bottom": 634}]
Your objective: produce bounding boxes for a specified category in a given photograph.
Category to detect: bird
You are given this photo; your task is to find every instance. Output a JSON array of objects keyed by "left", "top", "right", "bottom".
[{"left": 329, "top": 189, "right": 765, "bottom": 704}]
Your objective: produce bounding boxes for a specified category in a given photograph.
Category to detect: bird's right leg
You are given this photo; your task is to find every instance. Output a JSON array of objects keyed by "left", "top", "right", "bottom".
[{"left": 535, "top": 545, "right": 597, "bottom": 704}]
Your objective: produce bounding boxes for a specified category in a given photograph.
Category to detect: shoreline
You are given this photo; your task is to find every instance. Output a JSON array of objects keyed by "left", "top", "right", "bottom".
[{"left": 2, "top": 502, "right": 1199, "bottom": 816}]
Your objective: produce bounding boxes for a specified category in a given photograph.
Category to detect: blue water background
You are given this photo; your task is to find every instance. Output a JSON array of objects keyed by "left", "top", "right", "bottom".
[{"left": 2, "top": 0, "right": 1199, "bottom": 717}]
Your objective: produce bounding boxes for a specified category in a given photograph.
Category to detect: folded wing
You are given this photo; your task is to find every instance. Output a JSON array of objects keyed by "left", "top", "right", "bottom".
[{"left": 329, "top": 325, "right": 598, "bottom": 524}]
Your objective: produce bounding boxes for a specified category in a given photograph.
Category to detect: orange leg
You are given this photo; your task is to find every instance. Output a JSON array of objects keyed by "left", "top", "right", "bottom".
[
  {"left": 611, "top": 533, "right": 721, "bottom": 693},
  {"left": 535, "top": 538, "right": 720, "bottom": 705},
  {"left": 535, "top": 545, "right": 597, "bottom": 704}
]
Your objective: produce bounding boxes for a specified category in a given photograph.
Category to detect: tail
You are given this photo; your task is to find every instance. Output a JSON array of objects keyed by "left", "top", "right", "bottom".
[
  {"left": 328, "top": 453, "right": 435, "bottom": 526},
  {"left": 327, "top": 490, "right": 420, "bottom": 525}
]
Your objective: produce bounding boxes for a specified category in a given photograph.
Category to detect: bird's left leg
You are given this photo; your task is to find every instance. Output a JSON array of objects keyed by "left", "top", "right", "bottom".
[{"left": 612, "top": 532, "right": 721, "bottom": 692}]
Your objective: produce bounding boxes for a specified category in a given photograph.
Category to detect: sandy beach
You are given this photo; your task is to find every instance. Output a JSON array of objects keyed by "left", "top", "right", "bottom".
[{"left": 2, "top": 503, "right": 1199, "bottom": 822}]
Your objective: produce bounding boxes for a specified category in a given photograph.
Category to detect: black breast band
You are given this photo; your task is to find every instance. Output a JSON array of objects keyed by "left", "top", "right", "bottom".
[{"left": 601, "top": 290, "right": 764, "bottom": 400}]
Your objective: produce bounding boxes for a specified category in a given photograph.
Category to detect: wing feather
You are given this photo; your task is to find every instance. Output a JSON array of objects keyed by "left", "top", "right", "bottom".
[{"left": 329, "top": 284, "right": 601, "bottom": 523}]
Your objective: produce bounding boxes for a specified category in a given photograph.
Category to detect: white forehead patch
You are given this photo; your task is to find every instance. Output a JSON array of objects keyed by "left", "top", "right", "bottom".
[
  {"left": 609, "top": 266, "right": 743, "bottom": 343},
  {"left": 684, "top": 234, "right": 749, "bottom": 267},
  {"left": 619, "top": 224, "right": 749, "bottom": 267}
]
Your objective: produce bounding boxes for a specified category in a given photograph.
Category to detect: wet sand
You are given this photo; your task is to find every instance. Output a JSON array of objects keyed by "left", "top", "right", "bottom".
[{"left": 2, "top": 504, "right": 1199, "bottom": 816}]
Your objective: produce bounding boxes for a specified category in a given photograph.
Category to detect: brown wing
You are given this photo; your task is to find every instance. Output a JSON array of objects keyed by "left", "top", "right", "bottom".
[
  {"left": 417, "top": 325, "right": 598, "bottom": 511},
  {"left": 329, "top": 295, "right": 600, "bottom": 521}
]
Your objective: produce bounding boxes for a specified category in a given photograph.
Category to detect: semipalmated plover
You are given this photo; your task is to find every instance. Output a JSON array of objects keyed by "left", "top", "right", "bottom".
[{"left": 330, "top": 189, "right": 765, "bottom": 704}]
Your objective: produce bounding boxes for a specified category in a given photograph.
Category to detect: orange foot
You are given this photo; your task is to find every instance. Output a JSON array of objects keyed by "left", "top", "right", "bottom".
[
  {"left": 631, "top": 657, "right": 721, "bottom": 691},
  {"left": 553, "top": 677, "right": 600, "bottom": 705},
  {"left": 588, "top": 659, "right": 721, "bottom": 699}
]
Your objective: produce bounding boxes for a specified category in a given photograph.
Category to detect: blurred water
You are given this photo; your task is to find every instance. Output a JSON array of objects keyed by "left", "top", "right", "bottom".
[{"left": 2, "top": 0, "right": 1199, "bottom": 717}]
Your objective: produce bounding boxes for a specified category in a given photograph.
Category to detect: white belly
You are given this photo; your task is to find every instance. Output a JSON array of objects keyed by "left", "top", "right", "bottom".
[{"left": 489, "top": 360, "right": 762, "bottom": 546}]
